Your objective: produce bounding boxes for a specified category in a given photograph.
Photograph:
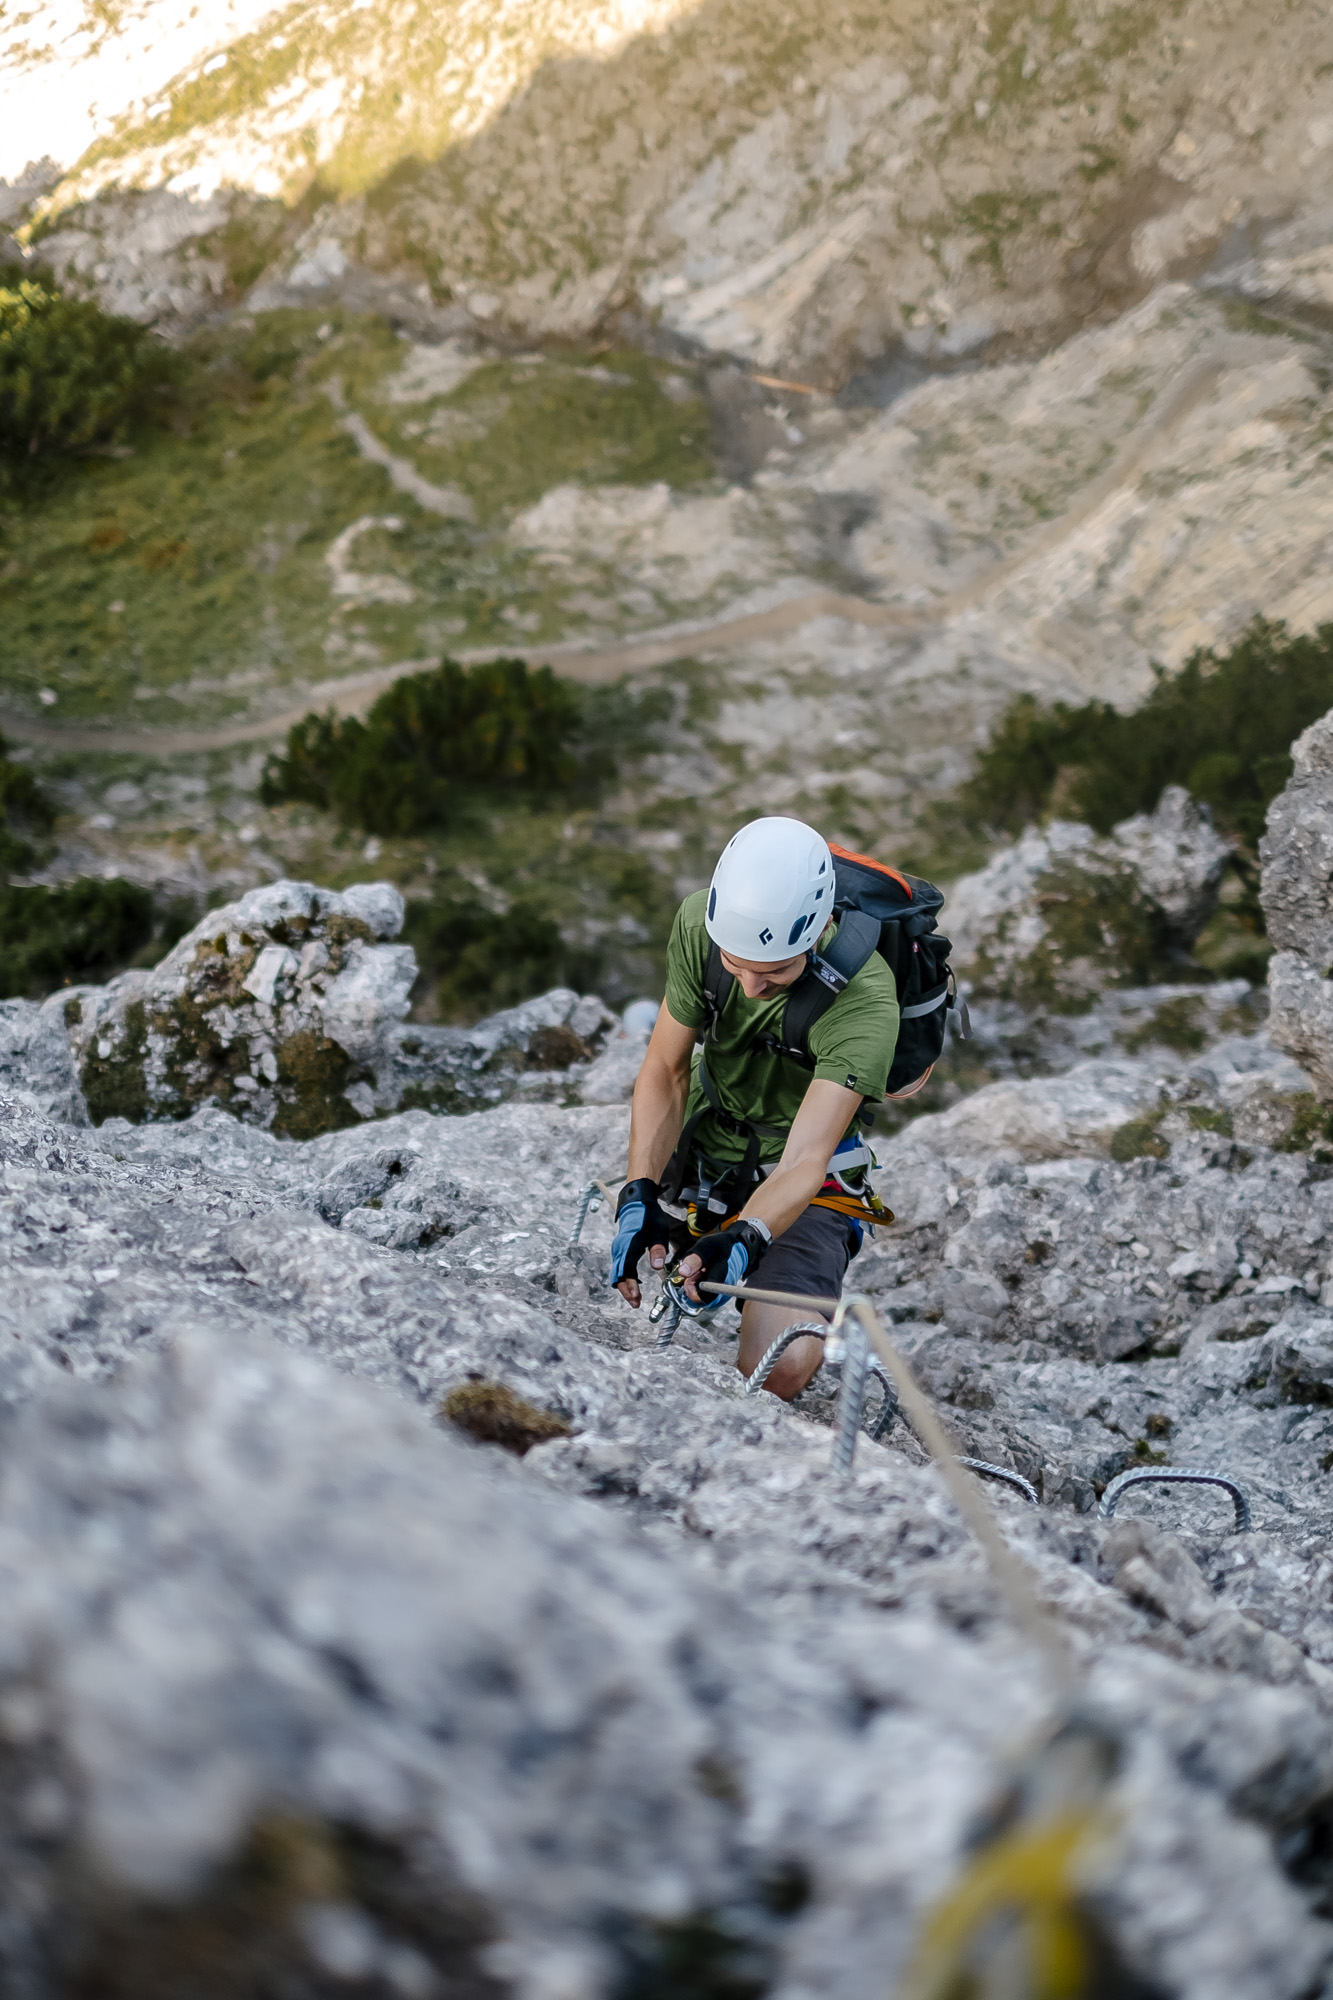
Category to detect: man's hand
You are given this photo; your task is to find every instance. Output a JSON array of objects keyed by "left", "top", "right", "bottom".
[
  {"left": 611, "top": 1178, "right": 672, "bottom": 1308},
  {"left": 678, "top": 1218, "right": 771, "bottom": 1314}
]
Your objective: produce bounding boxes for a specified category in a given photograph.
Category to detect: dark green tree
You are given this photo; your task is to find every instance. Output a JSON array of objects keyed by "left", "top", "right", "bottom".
[
  {"left": 0, "top": 731, "right": 56, "bottom": 873},
  {"left": 403, "top": 888, "right": 597, "bottom": 1022}
]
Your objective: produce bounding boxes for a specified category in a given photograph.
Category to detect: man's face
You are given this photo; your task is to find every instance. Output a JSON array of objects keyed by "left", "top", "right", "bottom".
[{"left": 719, "top": 948, "right": 807, "bottom": 1000}]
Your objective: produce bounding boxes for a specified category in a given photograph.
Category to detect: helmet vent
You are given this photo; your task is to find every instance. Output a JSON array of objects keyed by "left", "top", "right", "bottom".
[
  {"left": 708, "top": 887, "right": 717, "bottom": 921},
  {"left": 788, "top": 914, "right": 811, "bottom": 947}
]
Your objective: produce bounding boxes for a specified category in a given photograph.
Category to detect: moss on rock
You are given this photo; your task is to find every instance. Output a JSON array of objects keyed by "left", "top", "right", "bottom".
[
  {"left": 154, "top": 992, "right": 251, "bottom": 1119},
  {"left": 1109, "top": 1112, "right": 1169, "bottom": 1162},
  {"left": 442, "top": 1382, "right": 572, "bottom": 1456},
  {"left": 272, "top": 1030, "right": 362, "bottom": 1141},
  {"left": 1017, "top": 859, "right": 1175, "bottom": 1011},
  {"left": 80, "top": 999, "right": 149, "bottom": 1126}
]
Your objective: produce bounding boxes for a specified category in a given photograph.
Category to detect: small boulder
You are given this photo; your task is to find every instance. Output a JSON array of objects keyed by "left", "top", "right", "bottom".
[{"left": 947, "top": 791, "right": 1228, "bottom": 1009}]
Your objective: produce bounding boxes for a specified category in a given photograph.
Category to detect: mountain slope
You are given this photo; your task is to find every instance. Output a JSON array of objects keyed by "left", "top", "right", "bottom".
[{"left": 12, "top": 0, "right": 1333, "bottom": 379}]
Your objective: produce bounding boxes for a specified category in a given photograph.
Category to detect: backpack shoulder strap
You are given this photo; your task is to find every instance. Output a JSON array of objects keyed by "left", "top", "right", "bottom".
[
  {"left": 700, "top": 938, "right": 734, "bottom": 1041},
  {"left": 777, "top": 908, "right": 881, "bottom": 1067}
]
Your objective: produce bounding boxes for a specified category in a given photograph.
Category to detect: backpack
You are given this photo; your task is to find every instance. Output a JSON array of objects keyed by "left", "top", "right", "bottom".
[{"left": 700, "top": 842, "right": 967, "bottom": 1100}]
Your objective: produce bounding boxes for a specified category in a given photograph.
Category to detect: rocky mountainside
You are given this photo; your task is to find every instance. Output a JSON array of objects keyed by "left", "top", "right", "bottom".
[
  {"left": 3, "top": 727, "right": 1333, "bottom": 1992},
  {"left": 9, "top": 0, "right": 1333, "bottom": 379},
  {"left": 4, "top": 1, "right": 1333, "bottom": 947}
]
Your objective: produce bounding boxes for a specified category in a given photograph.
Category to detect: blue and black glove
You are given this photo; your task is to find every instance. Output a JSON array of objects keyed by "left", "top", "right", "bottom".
[
  {"left": 681, "top": 1218, "right": 771, "bottom": 1315},
  {"left": 610, "top": 1177, "right": 673, "bottom": 1292}
]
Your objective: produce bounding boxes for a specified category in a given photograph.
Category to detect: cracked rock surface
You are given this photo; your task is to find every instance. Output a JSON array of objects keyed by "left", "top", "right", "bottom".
[{"left": 8, "top": 751, "right": 1333, "bottom": 1992}]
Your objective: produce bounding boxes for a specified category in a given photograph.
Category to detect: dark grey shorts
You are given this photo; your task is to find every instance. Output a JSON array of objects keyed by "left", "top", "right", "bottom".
[{"left": 748, "top": 1203, "right": 861, "bottom": 1319}]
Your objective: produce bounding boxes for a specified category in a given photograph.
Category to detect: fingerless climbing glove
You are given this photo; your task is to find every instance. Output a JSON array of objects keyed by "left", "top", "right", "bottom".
[
  {"left": 683, "top": 1217, "right": 771, "bottom": 1314},
  {"left": 609, "top": 1177, "right": 673, "bottom": 1290}
]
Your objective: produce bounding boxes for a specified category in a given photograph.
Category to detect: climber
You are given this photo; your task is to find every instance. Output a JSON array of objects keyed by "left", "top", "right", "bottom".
[{"left": 610, "top": 816, "right": 901, "bottom": 1401}]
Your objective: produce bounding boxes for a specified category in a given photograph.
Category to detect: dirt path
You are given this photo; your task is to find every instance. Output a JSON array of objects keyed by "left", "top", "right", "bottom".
[{"left": 0, "top": 345, "right": 1244, "bottom": 759}]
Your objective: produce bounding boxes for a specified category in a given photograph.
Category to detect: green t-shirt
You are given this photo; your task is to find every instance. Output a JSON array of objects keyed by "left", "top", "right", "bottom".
[{"left": 663, "top": 889, "right": 900, "bottom": 1165}]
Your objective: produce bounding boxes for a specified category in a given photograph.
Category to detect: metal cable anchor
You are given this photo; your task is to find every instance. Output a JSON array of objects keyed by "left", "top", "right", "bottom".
[
  {"left": 1099, "top": 1465, "right": 1251, "bottom": 1533},
  {"left": 568, "top": 1181, "right": 608, "bottom": 1249},
  {"left": 828, "top": 1312, "right": 900, "bottom": 1472},
  {"left": 743, "top": 1322, "right": 894, "bottom": 1441}
]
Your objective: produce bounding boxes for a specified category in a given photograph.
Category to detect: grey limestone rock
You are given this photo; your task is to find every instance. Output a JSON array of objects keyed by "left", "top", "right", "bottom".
[
  {"left": 1262, "top": 707, "right": 1333, "bottom": 1096},
  {"left": 28, "top": 879, "right": 621, "bottom": 1134},
  {"left": 948, "top": 791, "right": 1229, "bottom": 1007},
  {"left": 2, "top": 1090, "right": 1333, "bottom": 1997},
  {"left": 0, "top": 993, "right": 87, "bottom": 1126},
  {"left": 11, "top": 822, "right": 1333, "bottom": 1992},
  {"left": 1111, "top": 786, "right": 1232, "bottom": 939}
]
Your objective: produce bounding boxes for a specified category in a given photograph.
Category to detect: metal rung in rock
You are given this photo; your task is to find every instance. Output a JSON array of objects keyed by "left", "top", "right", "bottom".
[
  {"left": 568, "top": 1182, "right": 605, "bottom": 1249},
  {"left": 1099, "top": 1466, "right": 1252, "bottom": 1534},
  {"left": 956, "top": 1459, "right": 1039, "bottom": 1506},
  {"left": 744, "top": 1323, "right": 898, "bottom": 1454}
]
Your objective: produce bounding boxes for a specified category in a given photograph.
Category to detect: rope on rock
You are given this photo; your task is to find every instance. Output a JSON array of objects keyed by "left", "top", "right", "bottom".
[
  {"left": 703, "top": 1280, "right": 1079, "bottom": 1696},
  {"left": 1099, "top": 1465, "right": 1252, "bottom": 1533}
]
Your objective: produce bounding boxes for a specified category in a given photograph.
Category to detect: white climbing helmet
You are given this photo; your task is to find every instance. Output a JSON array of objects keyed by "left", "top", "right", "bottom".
[{"left": 704, "top": 817, "right": 834, "bottom": 963}]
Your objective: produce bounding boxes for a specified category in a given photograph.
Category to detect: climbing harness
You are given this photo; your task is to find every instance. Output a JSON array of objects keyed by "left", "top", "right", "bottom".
[{"left": 1099, "top": 1465, "right": 1251, "bottom": 1534}]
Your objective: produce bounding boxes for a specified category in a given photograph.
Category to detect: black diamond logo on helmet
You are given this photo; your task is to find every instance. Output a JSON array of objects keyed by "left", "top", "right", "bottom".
[{"left": 758, "top": 927, "right": 773, "bottom": 945}]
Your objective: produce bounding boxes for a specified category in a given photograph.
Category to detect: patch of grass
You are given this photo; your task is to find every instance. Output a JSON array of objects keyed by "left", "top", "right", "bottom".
[
  {"left": 1186, "top": 1105, "right": 1233, "bottom": 1136},
  {"left": 946, "top": 189, "right": 1051, "bottom": 279},
  {"left": 0, "top": 877, "right": 154, "bottom": 999},
  {"left": 1276, "top": 1096, "right": 1333, "bottom": 1159},
  {"left": 974, "top": 856, "right": 1175, "bottom": 1010},
  {"left": 1110, "top": 1112, "right": 1168, "bottom": 1162},
  {"left": 363, "top": 345, "right": 714, "bottom": 525},
  {"left": 442, "top": 1381, "right": 571, "bottom": 1456},
  {"left": 957, "top": 617, "right": 1333, "bottom": 845},
  {"left": 0, "top": 310, "right": 715, "bottom": 727}
]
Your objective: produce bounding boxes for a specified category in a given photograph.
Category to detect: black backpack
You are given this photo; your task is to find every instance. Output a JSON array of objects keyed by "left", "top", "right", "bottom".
[{"left": 700, "top": 843, "right": 966, "bottom": 1099}]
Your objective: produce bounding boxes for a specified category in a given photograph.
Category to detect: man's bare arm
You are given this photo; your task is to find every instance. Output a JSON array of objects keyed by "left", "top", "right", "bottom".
[
  {"left": 742, "top": 1078, "right": 864, "bottom": 1239},
  {"left": 615, "top": 1005, "right": 696, "bottom": 1306},
  {"left": 625, "top": 1005, "right": 695, "bottom": 1180},
  {"left": 678, "top": 1078, "right": 863, "bottom": 1298}
]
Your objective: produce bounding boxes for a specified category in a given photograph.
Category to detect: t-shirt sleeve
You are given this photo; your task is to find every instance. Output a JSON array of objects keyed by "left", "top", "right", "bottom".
[
  {"left": 663, "top": 894, "right": 708, "bottom": 1030},
  {"left": 807, "top": 954, "right": 899, "bottom": 1100}
]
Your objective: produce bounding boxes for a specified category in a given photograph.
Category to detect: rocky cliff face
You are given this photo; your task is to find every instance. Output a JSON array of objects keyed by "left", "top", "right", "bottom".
[
  {"left": 1262, "top": 709, "right": 1333, "bottom": 1101},
  {"left": 11, "top": 0, "right": 1333, "bottom": 382},
  {"left": 1, "top": 747, "right": 1333, "bottom": 1992}
]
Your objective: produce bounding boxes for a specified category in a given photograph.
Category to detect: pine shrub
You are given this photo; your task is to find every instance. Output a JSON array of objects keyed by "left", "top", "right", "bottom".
[
  {"left": 0, "top": 732, "right": 56, "bottom": 873},
  {"left": 403, "top": 888, "right": 597, "bottom": 1023},
  {"left": 0, "top": 270, "right": 177, "bottom": 466},
  {"left": 0, "top": 877, "right": 155, "bottom": 999},
  {"left": 959, "top": 618, "right": 1333, "bottom": 843},
  {"left": 260, "top": 657, "right": 582, "bottom": 835}
]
